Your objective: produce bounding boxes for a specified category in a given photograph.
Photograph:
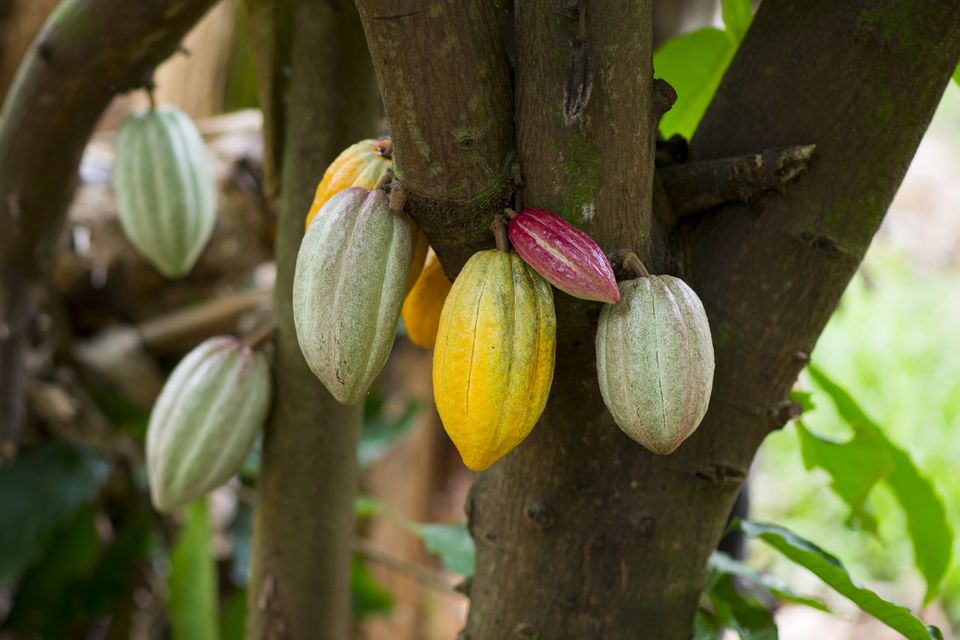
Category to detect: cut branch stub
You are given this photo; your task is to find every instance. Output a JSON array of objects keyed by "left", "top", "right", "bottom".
[{"left": 622, "top": 252, "right": 650, "bottom": 278}]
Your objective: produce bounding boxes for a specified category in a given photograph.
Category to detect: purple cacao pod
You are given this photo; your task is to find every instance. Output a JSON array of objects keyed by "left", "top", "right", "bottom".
[{"left": 507, "top": 208, "right": 619, "bottom": 304}]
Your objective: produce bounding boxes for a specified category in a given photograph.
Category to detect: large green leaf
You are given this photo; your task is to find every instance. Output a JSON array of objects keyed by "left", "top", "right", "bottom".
[
  {"left": 0, "top": 442, "right": 111, "bottom": 585},
  {"left": 710, "top": 552, "right": 830, "bottom": 612},
  {"left": 795, "top": 419, "right": 890, "bottom": 533},
  {"left": 721, "top": 0, "right": 753, "bottom": 43},
  {"left": 807, "top": 364, "right": 952, "bottom": 604},
  {"left": 219, "top": 588, "right": 247, "bottom": 640},
  {"left": 2, "top": 508, "right": 101, "bottom": 636},
  {"left": 953, "top": 61, "right": 960, "bottom": 86},
  {"left": 167, "top": 500, "right": 219, "bottom": 640},
  {"left": 708, "top": 573, "right": 778, "bottom": 640},
  {"left": 654, "top": 28, "right": 737, "bottom": 140},
  {"left": 740, "top": 520, "right": 943, "bottom": 640}
]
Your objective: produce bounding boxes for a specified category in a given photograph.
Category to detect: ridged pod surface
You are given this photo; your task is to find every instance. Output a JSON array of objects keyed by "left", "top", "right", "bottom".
[
  {"left": 433, "top": 250, "right": 556, "bottom": 471},
  {"left": 113, "top": 106, "right": 217, "bottom": 278},
  {"left": 507, "top": 208, "right": 619, "bottom": 304},
  {"left": 146, "top": 336, "right": 271, "bottom": 512},
  {"left": 294, "top": 187, "right": 413, "bottom": 404},
  {"left": 305, "top": 138, "right": 392, "bottom": 228},
  {"left": 595, "top": 274, "right": 714, "bottom": 454},
  {"left": 401, "top": 250, "right": 452, "bottom": 348}
]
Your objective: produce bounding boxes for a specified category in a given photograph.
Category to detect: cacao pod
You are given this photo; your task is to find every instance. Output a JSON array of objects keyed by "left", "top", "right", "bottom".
[
  {"left": 293, "top": 187, "right": 413, "bottom": 404},
  {"left": 113, "top": 106, "right": 217, "bottom": 278},
  {"left": 401, "top": 250, "right": 452, "bottom": 348},
  {"left": 508, "top": 208, "right": 620, "bottom": 304},
  {"left": 305, "top": 138, "right": 392, "bottom": 228},
  {"left": 433, "top": 249, "right": 556, "bottom": 471},
  {"left": 595, "top": 264, "right": 714, "bottom": 454},
  {"left": 146, "top": 336, "right": 271, "bottom": 512}
]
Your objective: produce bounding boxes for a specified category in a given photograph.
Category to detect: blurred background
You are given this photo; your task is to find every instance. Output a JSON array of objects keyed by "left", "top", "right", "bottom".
[{"left": 0, "top": 1, "right": 957, "bottom": 638}]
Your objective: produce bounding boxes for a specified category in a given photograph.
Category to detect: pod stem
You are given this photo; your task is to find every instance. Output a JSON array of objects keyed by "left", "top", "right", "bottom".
[
  {"left": 147, "top": 87, "right": 157, "bottom": 112},
  {"left": 503, "top": 207, "right": 519, "bottom": 219},
  {"left": 389, "top": 182, "right": 407, "bottom": 213},
  {"left": 623, "top": 252, "right": 650, "bottom": 278},
  {"left": 244, "top": 323, "right": 275, "bottom": 350},
  {"left": 492, "top": 216, "right": 510, "bottom": 251},
  {"left": 374, "top": 170, "right": 392, "bottom": 191}
]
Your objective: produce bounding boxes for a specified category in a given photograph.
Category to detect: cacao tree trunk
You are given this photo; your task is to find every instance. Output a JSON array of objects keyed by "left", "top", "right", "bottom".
[
  {"left": 244, "top": 1, "right": 381, "bottom": 638},
  {"left": 355, "top": 0, "right": 960, "bottom": 638}
]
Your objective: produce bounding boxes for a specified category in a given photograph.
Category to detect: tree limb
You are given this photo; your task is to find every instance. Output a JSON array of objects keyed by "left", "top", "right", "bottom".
[
  {"left": 660, "top": 144, "right": 816, "bottom": 221},
  {"left": 0, "top": 0, "right": 219, "bottom": 453},
  {"left": 355, "top": 0, "right": 516, "bottom": 273}
]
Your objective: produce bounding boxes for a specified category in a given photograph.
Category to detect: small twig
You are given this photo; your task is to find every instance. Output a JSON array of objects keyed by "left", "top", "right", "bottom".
[
  {"left": 491, "top": 216, "right": 509, "bottom": 251},
  {"left": 353, "top": 538, "right": 457, "bottom": 594},
  {"left": 503, "top": 207, "right": 518, "bottom": 219},
  {"left": 652, "top": 78, "right": 677, "bottom": 123},
  {"left": 622, "top": 252, "right": 650, "bottom": 278},
  {"left": 660, "top": 144, "right": 816, "bottom": 223},
  {"left": 389, "top": 182, "right": 407, "bottom": 213},
  {"left": 244, "top": 322, "right": 275, "bottom": 350}
]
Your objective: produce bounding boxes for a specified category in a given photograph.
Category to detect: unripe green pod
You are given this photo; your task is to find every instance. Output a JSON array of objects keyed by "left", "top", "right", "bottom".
[
  {"left": 113, "top": 106, "right": 217, "bottom": 278},
  {"left": 293, "top": 187, "right": 413, "bottom": 404},
  {"left": 146, "top": 336, "right": 271, "bottom": 512},
  {"left": 595, "top": 263, "right": 714, "bottom": 454}
]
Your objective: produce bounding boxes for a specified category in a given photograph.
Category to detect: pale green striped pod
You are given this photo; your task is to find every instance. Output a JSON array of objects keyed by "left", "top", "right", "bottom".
[
  {"left": 113, "top": 106, "right": 217, "bottom": 278},
  {"left": 146, "top": 336, "right": 271, "bottom": 512},
  {"left": 596, "top": 269, "right": 715, "bottom": 455},
  {"left": 293, "top": 187, "right": 413, "bottom": 405}
]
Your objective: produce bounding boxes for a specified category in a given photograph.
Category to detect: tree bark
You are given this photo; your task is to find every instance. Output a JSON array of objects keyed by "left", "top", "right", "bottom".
[
  {"left": 245, "top": 1, "right": 380, "bottom": 638},
  {"left": 0, "top": 0, "right": 218, "bottom": 453},
  {"left": 355, "top": 0, "right": 960, "bottom": 638}
]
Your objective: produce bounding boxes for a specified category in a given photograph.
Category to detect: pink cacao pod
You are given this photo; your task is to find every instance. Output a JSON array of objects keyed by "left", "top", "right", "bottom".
[{"left": 507, "top": 208, "right": 619, "bottom": 304}]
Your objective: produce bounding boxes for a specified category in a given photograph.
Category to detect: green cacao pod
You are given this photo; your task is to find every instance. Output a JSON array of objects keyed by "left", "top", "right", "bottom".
[
  {"left": 293, "top": 187, "right": 413, "bottom": 404},
  {"left": 113, "top": 106, "right": 217, "bottom": 278},
  {"left": 595, "top": 263, "right": 714, "bottom": 454},
  {"left": 433, "top": 249, "right": 556, "bottom": 471},
  {"left": 146, "top": 336, "right": 271, "bottom": 512}
]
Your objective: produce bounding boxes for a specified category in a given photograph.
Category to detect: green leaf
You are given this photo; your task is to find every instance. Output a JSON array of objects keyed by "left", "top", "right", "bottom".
[
  {"left": 788, "top": 390, "right": 816, "bottom": 413},
  {"left": 795, "top": 419, "right": 891, "bottom": 533},
  {"left": 416, "top": 523, "right": 475, "bottom": 577},
  {"left": 359, "top": 396, "right": 421, "bottom": 468},
  {"left": 81, "top": 516, "right": 152, "bottom": 618},
  {"left": 167, "top": 499, "right": 219, "bottom": 640},
  {"left": 721, "top": 0, "right": 753, "bottom": 42},
  {"left": 807, "top": 364, "right": 953, "bottom": 604},
  {"left": 740, "top": 520, "right": 943, "bottom": 640},
  {"left": 654, "top": 28, "right": 737, "bottom": 140},
  {"left": 2, "top": 507, "right": 102, "bottom": 636},
  {"left": 710, "top": 552, "right": 830, "bottom": 612},
  {"left": 351, "top": 556, "right": 394, "bottom": 621},
  {"left": 953, "top": 61, "right": 960, "bottom": 86},
  {"left": 87, "top": 386, "right": 150, "bottom": 438},
  {"left": 220, "top": 589, "right": 247, "bottom": 640},
  {"left": 0, "top": 442, "right": 111, "bottom": 585},
  {"left": 708, "top": 574, "right": 778, "bottom": 640},
  {"left": 693, "top": 608, "right": 723, "bottom": 640}
]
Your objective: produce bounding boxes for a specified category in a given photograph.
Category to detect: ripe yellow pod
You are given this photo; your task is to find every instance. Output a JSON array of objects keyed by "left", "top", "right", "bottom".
[
  {"left": 402, "top": 250, "right": 452, "bottom": 348},
  {"left": 305, "top": 138, "right": 392, "bottom": 228},
  {"left": 433, "top": 249, "right": 556, "bottom": 471}
]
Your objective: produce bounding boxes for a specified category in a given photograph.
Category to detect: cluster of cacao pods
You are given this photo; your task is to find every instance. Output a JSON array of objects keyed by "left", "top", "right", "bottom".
[
  {"left": 113, "top": 104, "right": 217, "bottom": 278},
  {"left": 293, "top": 137, "right": 715, "bottom": 471}
]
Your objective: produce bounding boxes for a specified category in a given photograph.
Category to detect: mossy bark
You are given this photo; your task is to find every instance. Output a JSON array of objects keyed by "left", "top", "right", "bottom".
[
  {"left": 357, "top": 0, "right": 960, "bottom": 637},
  {"left": 245, "top": 1, "right": 380, "bottom": 638}
]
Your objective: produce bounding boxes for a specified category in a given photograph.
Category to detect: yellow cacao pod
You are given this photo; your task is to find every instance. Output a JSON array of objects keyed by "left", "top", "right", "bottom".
[
  {"left": 433, "top": 250, "right": 556, "bottom": 471},
  {"left": 305, "top": 138, "right": 392, "bottom": 228},
  {"left": 406, "top": 222, "right": 429, "bottom": 293},
  {"left": 402, "top": 250, "right": 452, "bottom": 348}
]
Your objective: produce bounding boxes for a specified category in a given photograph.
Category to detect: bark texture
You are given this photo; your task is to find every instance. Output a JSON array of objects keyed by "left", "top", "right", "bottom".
[
  {"left": 245, "top": 1, "right": 380, "bottom": 638},
  {"left": 466, "top": 2, "right": 960, "bottom": 639},
  {"left": 0, "top": 0, "right": 218, "bottom": 453},
  {"left": 355, "top": 0, "right": 516, "bottom": 273}
]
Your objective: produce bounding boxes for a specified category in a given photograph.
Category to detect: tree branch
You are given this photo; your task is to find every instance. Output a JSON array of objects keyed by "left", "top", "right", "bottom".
[
  {"left": 0, "top": 0, "right": 219, "bottom": 453},
  {"left": 245, "top": 1, "right": 381, "bottom": 638},
  {"left": 355, "top": 0, "right": 516, "bottom": 273},
  {"left": 660, "top": 144, "right": 816, "bottom": 221}
]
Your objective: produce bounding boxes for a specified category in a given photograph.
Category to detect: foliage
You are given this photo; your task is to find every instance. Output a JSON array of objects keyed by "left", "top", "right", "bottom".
[
  {"left": 654, "top": 0, "right": 752, "bottom": 140},
  {"left": 167, "top": 500, "right": 219, "bottom": 640}
]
